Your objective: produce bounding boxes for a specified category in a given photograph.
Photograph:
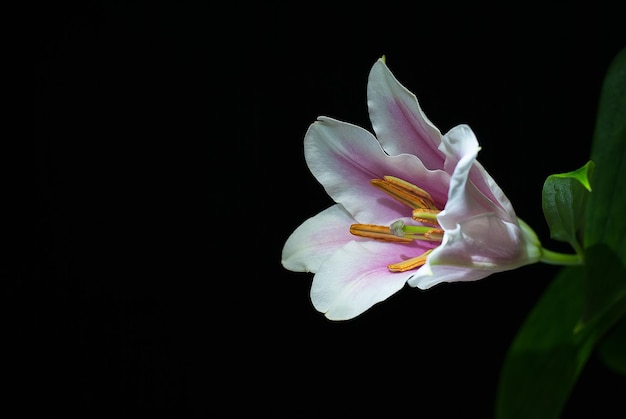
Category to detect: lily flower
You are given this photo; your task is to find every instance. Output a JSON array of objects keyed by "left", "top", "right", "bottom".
[{"left": 281, "top": 57, "right": 542, "bottom": 320}]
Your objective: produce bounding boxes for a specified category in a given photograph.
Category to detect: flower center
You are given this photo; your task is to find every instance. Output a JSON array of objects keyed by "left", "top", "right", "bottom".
[{"left": 349, "top": 176, "right": 443, "bottom": 272}]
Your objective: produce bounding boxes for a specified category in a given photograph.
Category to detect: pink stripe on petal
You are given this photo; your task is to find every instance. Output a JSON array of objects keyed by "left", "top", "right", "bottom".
[
  {"left": 367, "top": 59, "right": 444, "bottom": 170},
  {"left": 305, "top": 117, "right": 450, "bottom": 223}
]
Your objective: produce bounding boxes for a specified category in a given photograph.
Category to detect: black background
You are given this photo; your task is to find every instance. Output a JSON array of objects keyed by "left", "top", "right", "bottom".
[{"left": 30, "top": 2, "right": 624, "bottom": 417}]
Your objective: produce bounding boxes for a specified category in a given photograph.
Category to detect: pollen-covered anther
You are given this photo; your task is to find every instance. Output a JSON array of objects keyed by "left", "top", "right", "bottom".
[
  {"left": 425, "top": 228, "right": 444, "bottom": 241},
  {"left": 370, "top": 176, "right": 438, "bottom": 210},
  {"left": 387, "top": 249, "right": 434, "bottom": 272},
  {"left": 349, "top": 223, "right": 413, "bottom": 243},
  {"left": 412, "top": 208, "right": 440, "bottom": 225}
]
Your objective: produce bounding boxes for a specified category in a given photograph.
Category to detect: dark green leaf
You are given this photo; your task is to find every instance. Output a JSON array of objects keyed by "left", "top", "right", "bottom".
[
  {"left": 495, "top": 266, "right": 591, "bottom": 419},
  {"left": 582, "top": 244, "right": 626, "bottom": 378},
  {"left": 496, "top": 48, "right": 626, "bottom": 419},
  {"left": 583, "top": 45, "right": 626, "bottom": 384},
  {"left": 495, "top": 253, "right": 626, "bottom": 419},
  {"left": 598, "top": 315, "right": 626, "bottom": 376},
  {"left": 582, "top": 244, "right": 626, "bottom": 323},
  {"left": 585, "top": 47, "right": 626, "bottom": 264}
]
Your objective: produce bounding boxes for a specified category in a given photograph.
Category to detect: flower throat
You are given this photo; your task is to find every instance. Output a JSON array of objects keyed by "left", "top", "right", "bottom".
[{"left": 349, "top": 176, "right": 443, "bottom": 272}]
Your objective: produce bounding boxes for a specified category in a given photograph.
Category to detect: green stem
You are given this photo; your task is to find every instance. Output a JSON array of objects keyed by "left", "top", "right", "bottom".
[{"left": 540, "top": 247, "right": 584, "bottom": 266}]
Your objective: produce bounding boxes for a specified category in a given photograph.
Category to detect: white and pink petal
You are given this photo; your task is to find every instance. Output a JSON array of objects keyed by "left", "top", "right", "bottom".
[
  {"left": 310, "top": 240, "right": 419, "bottom": 320},
  {"left": 281, "top": 204, "right": 355, "bottom": 273},
  {"left": 367, "top": 58, "right": 444, "bottom": 169},
  {"left": 304, "top": 116, "right": 450, "bottom": 222}
]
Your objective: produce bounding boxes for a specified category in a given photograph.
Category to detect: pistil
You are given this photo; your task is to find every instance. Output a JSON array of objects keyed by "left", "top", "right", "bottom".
[
  {"left": 349, "top": 223, "right": 413, "bottom": 243},
  {"left": 390, "top": 220, "right": 443, "bottom": 242}
]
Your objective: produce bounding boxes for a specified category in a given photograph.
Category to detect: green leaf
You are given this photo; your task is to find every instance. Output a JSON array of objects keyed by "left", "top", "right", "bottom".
[
  {"left": 582, "top": 244, "right": 626, "bottom": 324},
  {"left": 542, "top": 161, "right": 594, "bottom": 253},
  {"left": 583, "top": 46, "right": 626, "bottom": 377},
  {"left": 495, "top": 251, "right": 626, "bottom": 419},
  {"left": 495, "top": 266, "right": 592, "bottom": 419},
  {"left": 582, "top": 243, "right": 626, "bottom": 377},
  {"left": 585, "top": 47, "right": 626, "bottom": 265},
  {"left": 581, "top": 243, "right": 626, "bottom": 379},
  {"left": 598, "top": 315, "right": 626, "bottom": 376}
]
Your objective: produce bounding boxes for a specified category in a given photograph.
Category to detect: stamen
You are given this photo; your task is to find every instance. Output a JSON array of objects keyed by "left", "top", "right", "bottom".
[
  {"left": 424, "top": 228, "right": 444, "bottom": 241},
  {"left": 370, "top": 176, "right": 438, "bottom": 210},
  {"left": 382, "top": 176, "right": 434, "bottom": 203},
  {"left": 349, "top": 176, "right": 444, "bottom": 274},
  {"left": 387, "top": 249, "right": 433, "bottom": 272},
  {"left": 412, "top": 208, "right": 440, "bottom": 225},
  {"left": 350, "top": 224, "right": 413, "bottom": 243}
]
